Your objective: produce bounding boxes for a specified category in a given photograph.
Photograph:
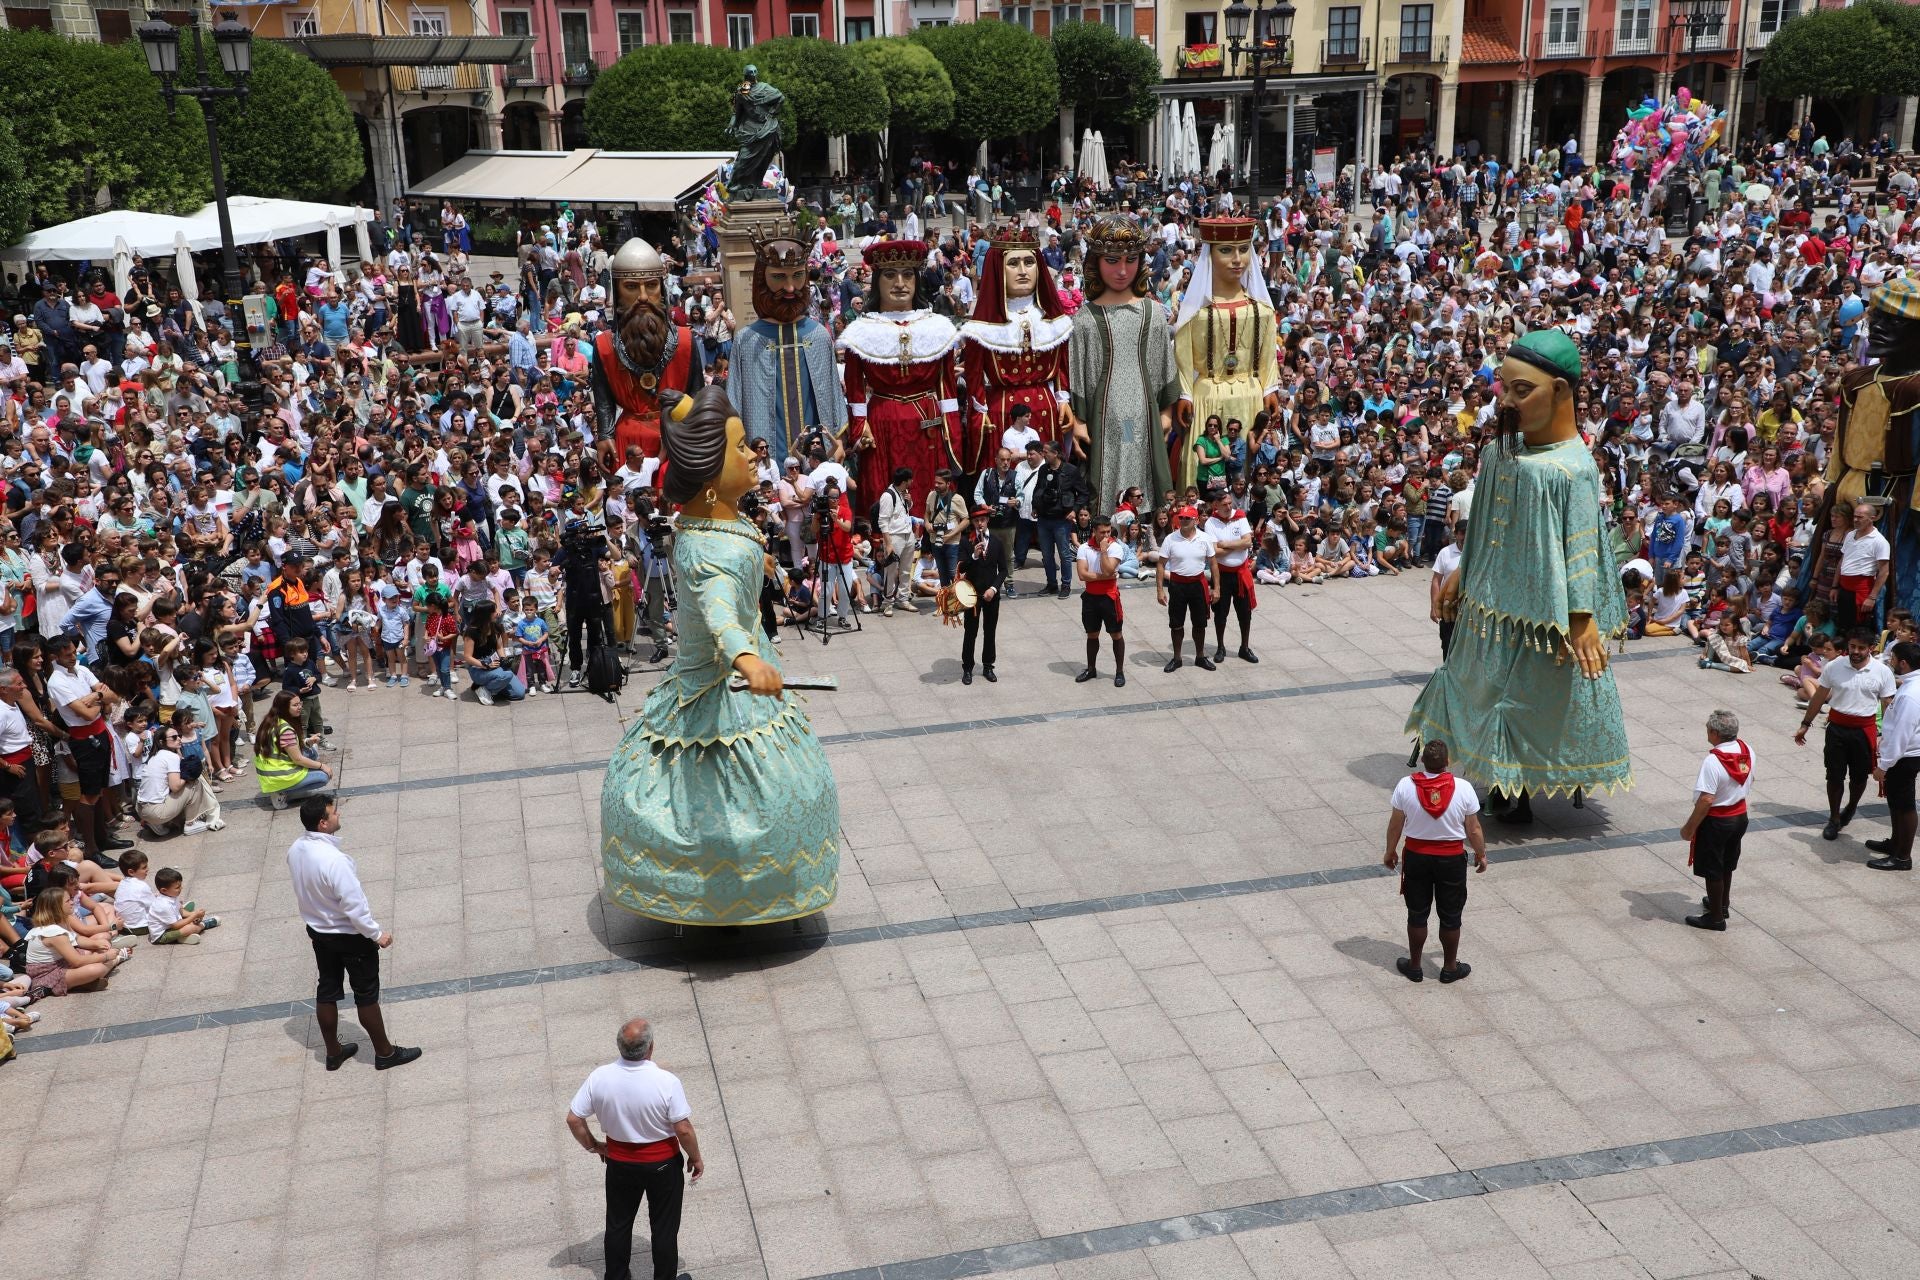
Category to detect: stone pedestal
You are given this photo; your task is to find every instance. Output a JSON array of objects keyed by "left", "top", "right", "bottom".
[{"left": 716, "top": 198, "right": 790, "bottom": 328}]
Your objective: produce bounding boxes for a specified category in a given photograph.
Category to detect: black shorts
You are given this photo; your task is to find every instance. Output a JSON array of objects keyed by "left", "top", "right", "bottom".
[
  {"left": 1691, "top": 812, "right": 1748, "bottom": 879},
  {"left": 1824, "top": 723, "right": 1874, "bottom": 785},
  {"left": 68, "top": 733, "right": 110, "bottom": 797},
  {"left": 1081, "top": 591, "right": 1123, "bottom": 635},
  {"left": 1402, "top": 851, "right": 1469, "bottom": 929},
  {"left": 308, "top": 927, "right": 381, "bottom": 1006},
  {"left": 1888, "top": 757, "right": 1920, "bottom": 815}
]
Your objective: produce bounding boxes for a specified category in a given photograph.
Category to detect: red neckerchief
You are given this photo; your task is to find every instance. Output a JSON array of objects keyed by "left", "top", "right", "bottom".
[
  {"left": 1412, "top": 771, "right": 1455, "bottom": 818},
  {"left": 1709, "top": 739, "right": 1751, "bottom": 785}
]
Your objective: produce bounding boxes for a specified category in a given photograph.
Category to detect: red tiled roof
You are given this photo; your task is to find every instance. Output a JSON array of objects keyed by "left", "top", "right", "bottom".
[{"left": 1461, "top": 17, "right": 1521, "bottom": 63}]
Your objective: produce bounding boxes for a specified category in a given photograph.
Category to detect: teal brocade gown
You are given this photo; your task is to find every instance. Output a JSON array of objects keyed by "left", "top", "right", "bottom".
[
  {"left": 1406, "top": 436, "right": 1634, "bottom": 799},
  {"left": 601, "top": 517, "right": 840, "bottom": 925}
]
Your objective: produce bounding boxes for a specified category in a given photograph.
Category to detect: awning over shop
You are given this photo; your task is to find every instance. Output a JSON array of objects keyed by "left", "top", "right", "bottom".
[
  {"left": 409, "top": 149, "right": 732, "bottom": 210},
  {"left": 3, "top": 210, "right": 204, "bottom": 261},
  {"left": 274, "top": 34, "right": 534, "bottom": 67}
]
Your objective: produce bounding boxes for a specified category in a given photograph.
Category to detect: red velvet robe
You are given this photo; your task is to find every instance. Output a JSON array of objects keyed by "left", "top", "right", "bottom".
[
  {"left": 837, "top": 310, "right": 962, "bottom": 513},
  {"left": 959, "top": 306, "right": 1073, "bottom": 476}
]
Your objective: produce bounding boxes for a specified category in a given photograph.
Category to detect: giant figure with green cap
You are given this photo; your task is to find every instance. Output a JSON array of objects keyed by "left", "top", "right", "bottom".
[{"left": 1406, "top": 328, "right": 1632, "bottom": 823}]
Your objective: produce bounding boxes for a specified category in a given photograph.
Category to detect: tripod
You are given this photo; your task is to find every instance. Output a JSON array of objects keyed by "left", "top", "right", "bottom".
[{"left": 795, "top": 555, "right": 862, "bottom": 646}]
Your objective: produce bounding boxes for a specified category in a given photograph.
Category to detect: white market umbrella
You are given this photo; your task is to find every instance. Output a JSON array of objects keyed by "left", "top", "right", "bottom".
[
  {"left": 1163, "top": 100, "right": 1180, "bottom": 178},
  {"left": 1080, "top": 127, "right": 1098, "bottom": 182},
  {"left": 1208, "top": 123, "right": 1227, "bottom": 175},
  {"left": 1087, "top": 132, "right": 1111, "bottom": 192},
  {"left": 354, "top": 214, "right": 372, "bottom": 267},
  {"left": 173, "top": 230, "right": 203, "bottom": 323},
  {"left": 1182, "top": 102, "right": 1204, "bottom": 176},
  {"left": 111, "top": 236, "right": 133, "bottom": 297},
  {"left": 1744, "top": 183, "right": 1770, "bottom": 203},
  {"left": 324, "top": 213, "right": 343, "bottom": 280},
  {"left": 3, "top": 209, "right": 207, "bottom": 261}
]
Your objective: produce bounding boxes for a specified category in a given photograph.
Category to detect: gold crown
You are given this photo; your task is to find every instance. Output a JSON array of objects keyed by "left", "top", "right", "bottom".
[
  {"left": 862, "top": 238, "right": 928, "bottom": 271},
  {"left": 1086, "top": 214, "right": 1150, "bottom": 258},
  {"left": 1197, "top": 216, "right": 1258, "bottom": 246},
  {"left": 989, "top": 224, "right": 1040, "bottom": 250},
  {"left": 748, "top": 219, "right": 808, "bottom": 266}
]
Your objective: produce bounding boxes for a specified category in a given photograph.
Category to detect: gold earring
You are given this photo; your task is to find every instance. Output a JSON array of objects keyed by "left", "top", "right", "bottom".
[{"left": 705, "top": 487, "right": 718, "bottom": 506}]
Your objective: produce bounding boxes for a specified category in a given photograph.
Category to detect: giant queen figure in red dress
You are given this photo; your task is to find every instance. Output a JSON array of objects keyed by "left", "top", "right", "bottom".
[
  {"left": 959, "top": 224, "right": 1080, "bottom": 476},
  {"left": 836, "top": 239, "right": 961, "bottom": 512}
]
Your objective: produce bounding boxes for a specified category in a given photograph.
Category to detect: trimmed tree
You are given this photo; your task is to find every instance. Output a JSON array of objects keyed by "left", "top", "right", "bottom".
[
  {"left": 756, "top": 36, "right": 889, "bottom": 152},
  {"left": 0, "top": 120, "right": 29, "bottom": 248},
  {"left": 1759, "top": 0, "right": 1920, "bottom": 101},
  {"left": 207, "top": 39, "right": 364, "bottom": 200},
  {"left": 585, "top": 43, "right": 759, "bottom": 152},
  {"left": 0, "top": 29, "right": 210, "bottom": 228},
  {"left": 1051, "top": 19, "right": 1161, "bottom": 134},
  {"left": 850, "top": 37, "right": 954, "bottom": 191},
  {"left": 911, "top": 20, "right": 1059, "bottom": 143}
]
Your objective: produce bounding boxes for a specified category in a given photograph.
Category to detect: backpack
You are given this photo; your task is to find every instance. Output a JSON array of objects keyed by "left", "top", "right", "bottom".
[{"left": 585, "top": 642, "right": 625, "bottom": 703}]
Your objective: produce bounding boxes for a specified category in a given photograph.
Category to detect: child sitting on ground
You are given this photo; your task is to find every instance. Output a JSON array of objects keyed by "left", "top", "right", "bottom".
[
  {"left": 1787, "top": 632, "right": 1840, "bottom": 703},
  {"left": 1700, "top": 614, "right": 1753, "bottom": 673},
  {"left": 145, "top": 865, "right": 218, "bottom": 945}
]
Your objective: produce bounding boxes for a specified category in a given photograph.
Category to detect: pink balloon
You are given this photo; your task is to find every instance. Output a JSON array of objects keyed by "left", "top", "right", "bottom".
[{"left": 1676, "top": 86, "right": 1692, "bottom": 109}]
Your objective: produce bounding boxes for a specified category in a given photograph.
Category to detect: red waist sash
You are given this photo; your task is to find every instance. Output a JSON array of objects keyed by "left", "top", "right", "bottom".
[
  {"left": 1220, "top": 558, "right": 1258, "bottom": 609},
  {"left": 1830, "top": 710, "right": 1879, "bottom": 758},
  {"left": 1707, "top": 801, "right": 1748, "bottom": 818},
  {"left": 604, "top": 1137, "right": 679, "bottom": 1164},
  {"left": 65, "top": 715, "right": 108, "bottom": 740},
  {"left": 1084, "top": 577, "right": 1119, "bottom": 598},
  {"left": 1403, "top": 836, "right": 1465, "bottom": 855}
]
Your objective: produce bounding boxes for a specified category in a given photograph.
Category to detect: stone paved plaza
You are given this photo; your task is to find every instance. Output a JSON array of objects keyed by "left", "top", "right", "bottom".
[{"left": 11, "top": 568, "right": 1920, "bottom": 1280}]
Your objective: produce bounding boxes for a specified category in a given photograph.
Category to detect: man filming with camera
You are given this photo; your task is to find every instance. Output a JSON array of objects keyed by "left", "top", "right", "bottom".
[
  {"left": 557, "top": 516, "right": 614, "bottom": 687},
  {"left": 813, "top": 478, "right": 857, "bottom": 629}
]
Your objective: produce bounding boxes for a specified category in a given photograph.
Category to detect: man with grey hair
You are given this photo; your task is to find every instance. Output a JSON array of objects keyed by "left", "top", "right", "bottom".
[
  {"left": 566, "top": 1016, "right": 705, "bottom": 1280},
  {"left": 1680, "top": 709, "right": 1753, "bottom": 931}
]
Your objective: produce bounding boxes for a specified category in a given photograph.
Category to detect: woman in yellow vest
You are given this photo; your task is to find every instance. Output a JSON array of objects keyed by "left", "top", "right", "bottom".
[{"left": 252, "top": 690, "right": 332, "bottom": 810}]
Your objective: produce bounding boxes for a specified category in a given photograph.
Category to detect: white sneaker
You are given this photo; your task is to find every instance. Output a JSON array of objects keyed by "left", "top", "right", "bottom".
[
  {"left": 183, "top": 820, "right": 210, "bottom": 836},
  {"left": 205, "top": 819, "right": 227, "bottom": 832},
  {"left": 475, "top": 688, "right": 495, "bottom": 707},
  {"left": 527, "top": 685, "right": 541, "bottom": 697}
]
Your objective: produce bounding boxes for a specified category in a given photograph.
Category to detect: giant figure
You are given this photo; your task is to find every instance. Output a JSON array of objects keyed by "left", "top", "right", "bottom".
[
  {"left": 959, "top": 225, "right": 1077, "bottom": 476},
  {"left": 836, "top": 239, "right": 961, "bottom": 513},
  {"left": 730, "top": 221, "right": 847, "bottom": 463},
  {"left": 1172, "top": 216, "right": 1280, "bottom": 492},
  {"left": 1407, "top": 329, "right": 1632, "bottom": 825},
  {"left": 600, "top": 386, "right": 840, "bottom": 925},
  {"left": 590, "top": 237, "right": 704, "bottom": 474},
  {"left": 728, "top": 64, "right": 785, "bottom": 197},
  {"left": 1070, "top": 213, "right": 1179, "bottom": 514}
]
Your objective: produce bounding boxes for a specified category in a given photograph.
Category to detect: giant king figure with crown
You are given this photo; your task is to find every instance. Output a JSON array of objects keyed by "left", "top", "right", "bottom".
[{"left": 730, "top": 220, "right": 848, "bottom": 463}]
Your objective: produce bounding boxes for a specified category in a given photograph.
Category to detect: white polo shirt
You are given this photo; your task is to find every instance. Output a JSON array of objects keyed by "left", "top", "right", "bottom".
[
  {"left": 570, "top": 1057, "right": 691, "bottom": 1144},
  {"left": 1204, "top": 512, "right": 1253, "bottom": 568},
  {"left": 46, "top": 661, "right": 101, "bottom": 728},
  {"left": 1390, "top": 773, "right": 1481, "bottom": 845},
  {"left": 1818, "top": 655, "right": 1896, "bottom": 718},
  {"left": 1839, "top": 527, "right": 1891, "bottom": 577},
  {"left": 1695, "top": 741, "right": 1755, "bottom": 807},
  {"left": 1160, "top": 527, "right": 1215, "bottom": 578}
]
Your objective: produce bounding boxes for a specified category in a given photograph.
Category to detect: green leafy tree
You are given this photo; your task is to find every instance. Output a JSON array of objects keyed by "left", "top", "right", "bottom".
[
  {"left": 756, "top": 36, "right": 888, "bottom": 149},
  {"left": 0, "top": 120, "right": 30, "bottom": 248},
  {"left": 1760, "top": 0, "right": 1920, "bottom": 100},
  {"left": 1051, "top": 19, "right": 1160, "bottom": 132},
  {"left": 586, "top": 43, "right": 781, "bottom": 152},
  {"left": 0, "top": 29, "right": 210, "bottom": 228},
  {"left": 206, "top": 39, "right": 364, "bottom": 201},
  {"left": 850, "top": 37, "right": 954, "bottom": 191},
  {"left": 911, "top": 20, "right": 1058, "bottom": 143}
]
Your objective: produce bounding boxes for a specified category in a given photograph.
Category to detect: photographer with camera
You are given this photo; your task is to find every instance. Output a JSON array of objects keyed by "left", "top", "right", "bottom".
[
  {"left": 812, "top": 479, "right": 856, "bottom": 629},
  {"left": 631, "top": 496, "right": 674, "bottom": 665},
  {"left": 875, "top": 467, "right": 915, "bottom": 617},
  {"left": 556, "top": 517, "right": 614, "bottom": 688}
]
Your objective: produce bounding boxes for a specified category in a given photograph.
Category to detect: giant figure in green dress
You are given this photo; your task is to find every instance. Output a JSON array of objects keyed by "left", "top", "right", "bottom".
[
  {"left": 1406, "top": 328, "right": 1632, "bottom": 824},
  {"left": 600, "top": 385, "right": 840, "bottom": 924}
]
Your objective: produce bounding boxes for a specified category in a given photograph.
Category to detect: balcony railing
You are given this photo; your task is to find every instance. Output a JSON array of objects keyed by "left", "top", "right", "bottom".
[
  {"left": 1535, "top": 29, "right": 1587, "bottom": 59},
  {"left": 1663, "top": 16, "right": 1731, "bottom": 53},
  {"left": 563, "top": 58, "right": 596, "bottom": 85},
  {"left": 1609, "top": 29, "right": 1656, "bottom": 56},
  {"left": 1385, "top": 34, "right": 1447, "bottom": 64},
  {"left": 1318, "top": 35, "right": 1369, "bottom": 69},
  {"left": 390, "top": 62, "right": 488, "bottom": 93}
]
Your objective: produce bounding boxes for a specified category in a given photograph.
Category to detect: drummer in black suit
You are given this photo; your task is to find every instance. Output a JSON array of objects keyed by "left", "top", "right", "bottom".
[{"left": 959, "top": 505, "right": 1006, "bottom": 686}]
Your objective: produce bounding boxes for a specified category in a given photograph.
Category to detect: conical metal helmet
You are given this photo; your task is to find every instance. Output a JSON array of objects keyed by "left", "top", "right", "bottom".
[{"left": 611, "top": 237, "right": 665, "bottom": 281}]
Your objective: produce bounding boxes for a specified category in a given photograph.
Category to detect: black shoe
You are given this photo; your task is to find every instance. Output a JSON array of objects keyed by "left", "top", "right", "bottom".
[
  {"left": 374, "top": 1045, "right": 422, "bottom": 1071},
  {"left": 1438, "top": 961, "right": 1472, "bottom": 983},
  {"left": 1868, "top": 856, "right": 1914, "bottom": 872},
  {"left": 1114, "top": 671, "right": 1126, "bottom": 688},
  {"left": 1042, "top": 582, "right": 1058, "bottom": 595},
  {"left": 325, "top": 1043, "right": 360, "bottom": 1072},
  {"left": 1238, "top": 646, "right": 1259, "bottom": 663},
  {"left": 982, "top": 665, "right": 996, "bottom": 683},
  {"left": 1194, "top": 655, "right": 1216, "bottom": 671},
  {"left": 1163, "top": 657, "right": 1182, "bottom": 672},
  {"left": 649, "top": 646, "right": 669, "bottom": 664},
  {"left": 99, "top": 834, "right": 134, "bottom": 851},
  {"left": 1839, "top": 805, "right": 1858, "bottom": 828},
  {"left": 1684, "top": 914, "right": 1727, "bottom": 931},
  {"left": 962, "top": 668, "right": 973, "bottom": 685},
  {"left": 1057, "top": 586, "right": 1071, "bottom": 600},
  {"left": 1865, "top": 837, "right": 1896, "bottom": 854},
  {"left": 1213, "top": 645, "right": 1227, "bottom": 663},
  {"left": 321, "top": 724, "right": 334, "bottom": 735},
  {"left": 1823, "top": 821, "right": 1843, "bottom": 841},
  {"left": 1075, "top": 668, "right": 1098, "bottom": 683},
  {"left": 1395, "top": 956, "right": 1423, "bottom": 983}
]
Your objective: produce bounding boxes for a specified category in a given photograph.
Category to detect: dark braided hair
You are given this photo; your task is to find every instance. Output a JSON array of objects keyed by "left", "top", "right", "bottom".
[{"left": 660, "top": 386, "right": 740, "bottom": 506}]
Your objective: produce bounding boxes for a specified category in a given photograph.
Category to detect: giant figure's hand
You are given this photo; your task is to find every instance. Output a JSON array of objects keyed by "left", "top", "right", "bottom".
[
  {"left": 733, "top": 653, "right": 784, "bottom": 697},
  {"left": 1436, "top": 573, "right": 1463, "bottom": 622},
  {"left": 1565, "top": 613, "right": 1609, "bottom": 680},
  {"left": 1263, "top": 391, "right": 1281, "bottom": 417}
]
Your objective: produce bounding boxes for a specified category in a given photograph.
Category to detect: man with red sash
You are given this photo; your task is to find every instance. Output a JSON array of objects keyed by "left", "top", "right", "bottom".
[
  {"left": 1866, "top": 642, "right": 1920, "bottom": 872},
  {"left": 45, "top": 631, "right": 132, "bottom": 858},
  {"left": 1794, "top": 628, "right": 1894, "bottom": 841},
  {"left": 566, "top": 1015, "right": 706, "bottom": 1280},
  {"left": 1203, "top": 490, "right": 1258, "bottom": 664},
  {"left": 1074, "top": 514, "right": 1126, "bottom": 688},
  {"left": 1681, "top": 710, "right": 1754, "bottom": 931},
  {"left": 1385, "top": 740, "right": 1486, "bottom": 984},
  {"left": 0, "top": 668, "right": 40, "bottom": 832},
  {"left": 590, "top": 237, "right": 704, "bottom": 477},
  {"left": 1833, "top": 496, "right": 1891, "bottom": 634},
  {"left": 1155, "top": 505, "right": 1217, "bottom": 673}
]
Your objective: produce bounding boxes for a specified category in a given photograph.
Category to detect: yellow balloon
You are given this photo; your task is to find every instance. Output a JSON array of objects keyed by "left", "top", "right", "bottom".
[{"left": 1703, "top": 119, "right": 1724, "bottom": 150}]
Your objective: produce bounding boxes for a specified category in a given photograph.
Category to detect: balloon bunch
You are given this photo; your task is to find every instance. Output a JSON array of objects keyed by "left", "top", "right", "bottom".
[{"left": 1609, "top": 87, "right": 1726, "bottom": 184}]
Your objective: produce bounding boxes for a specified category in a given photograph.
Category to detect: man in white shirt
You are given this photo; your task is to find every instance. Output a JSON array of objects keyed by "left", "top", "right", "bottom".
[
  {"left": 1866, "top": 642, "right": 1920, "bottom": 872},
  {"left": 447, "top": 280, "right": 486, "bottom": 354},
  {"left": 287, "top": 796, "right": 420, "bottom": 1071},
  {"left": 1680, "top": 709, "right": 1754, "bottom": 930},
  {"left": 1795, "top": 628, "right": 1897, "bottom": 840},
  {"left": 1074, "top": 515, "right": 1126, "bottom": 688},
  {"left": 874, "top": 467, "right": 917, "bottom": 614},
  {"left": 45, "top": 632, "right": 130, "bottom": 856},
  {"left": 1155, "top": 505, "right": 1216, "bottom": 672},
  {"left": 566, "top": 1017, "right": 705, "bottom": 1280},
  {"left": 1203, "top": 491, "right": 1258, "bottom": 664},
  {"left": 0, "top": 669, "right": 40, "bottom": 830},
  {"left": 1430, "top": 528, "right": 1464, "bottom": 658},
  {"left": 1834, "top": 497, "right": 1893, "bottom": 632},
  {"left": 1384, "top": 739, "right": 1486, "bottom": 983}
]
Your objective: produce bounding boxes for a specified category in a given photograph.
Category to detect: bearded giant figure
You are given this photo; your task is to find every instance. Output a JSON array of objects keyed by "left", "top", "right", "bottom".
[
  {"left": 729, "top": 221, "right": 848, "bottom": 463},
  {"left": 958, "top": 225, "right": 1078, "bottom": 476},
  {"left": 590, "top": 237, "right": 705, "bottom": 471},
  {"left": 836, "top": 239, "right": 961, "bottom": 513}
]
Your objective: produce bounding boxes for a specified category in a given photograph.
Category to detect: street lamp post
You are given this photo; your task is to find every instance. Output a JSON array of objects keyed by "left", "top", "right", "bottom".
[
  {"left": 1669, "top": 0, "right": 1723, "bottom": 111},
  {"left": 1223, "top": 0, "right": 1296, "bottom": 208},
  {"left": 139, "top": 7, "right": 253, "bottom": 317}
]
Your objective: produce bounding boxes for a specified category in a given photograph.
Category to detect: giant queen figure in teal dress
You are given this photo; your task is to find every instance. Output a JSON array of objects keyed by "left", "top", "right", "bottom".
[
  {"left": 1406, "top": 329, "right": 1632, "bottom": 824},
  {"left": 601, "top": 386, "right": 840, "bottom": 924}
]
